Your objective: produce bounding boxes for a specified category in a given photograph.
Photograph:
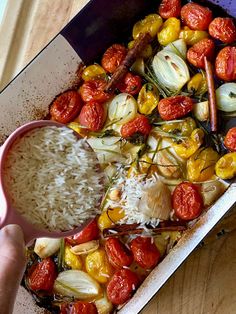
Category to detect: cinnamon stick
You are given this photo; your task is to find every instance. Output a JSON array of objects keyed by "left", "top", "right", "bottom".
[
  {"left": 104, "top": 32, "right": 152, "bottom": 93},
  {"left": 204, "top": 57, "right": 218, "bottom": 132}
]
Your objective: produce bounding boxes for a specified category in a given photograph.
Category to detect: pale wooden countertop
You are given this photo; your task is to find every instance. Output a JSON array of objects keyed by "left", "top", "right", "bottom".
[{"left": 1, "top": 1, "right": 236, "bottom": 313}]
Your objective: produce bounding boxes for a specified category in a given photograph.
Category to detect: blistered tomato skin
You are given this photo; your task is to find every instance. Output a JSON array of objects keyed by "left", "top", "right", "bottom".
[
  {"left": 107, "top": 269, "right": 139, "bottom": 305},
  {"left": 159, "top": 0, "right": 181, "bottom": 19},
  {"left": 215, "top": 46, "right": 236, "bottom": 82},
  {"left": 101, "top": 44, "right": 127, "bottom": 74},
  {"left": 117, "top": 72, "right": 142, "bottom": 96},
  {"left": 158, "top": 96, "right": 193, "bottom": 121},
  {"left": 66, "top": 219, "right": 99, "bottom": 245},
  {"left": 209, "top": 18, "right": 236, "bottom": 44},
  {"left": 79, "top": 79, "right": 111, "bottom": 103},
  {"left": 105, "top": 238, "right": 133, "bottom": 268},
  {"left": 50, "top": 91, "right": 83, "bottom": 124},
  {"left": 121, "top": 115, "right": 152, "bottom": 138},
  {"left": 224, "top": 127, "right": 236, "bottom": 152},
  {"left": 187, "top": 38, "right": 215, "bottom": 69},
  {"left": 28, "top": 258, "right": 57, "bottom": 292},
  {"left": 130, "top": 236, "right": 161, "bottom": 269},
  {"left": 77, "top": 101, "right": 106, "bottom": 131},
  {"left": 173, "top": 182, "right": 203, "bottom": 221},
  {"left": 60, "top": 301, "right": 98, "bottom": 314},
  {"left": 181, "top": 3, "right": 213, "bottom": 31}
]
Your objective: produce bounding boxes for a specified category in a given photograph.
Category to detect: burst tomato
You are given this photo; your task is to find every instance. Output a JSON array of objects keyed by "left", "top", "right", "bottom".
[
  {"left": 117, "top": 72, "right": 142, "bottom": 96},
  {"left": 101, "top": 44, "right": 127, "bottom": 74},
  {"left": 60, "top": 301, "right": 98, "bottom": 314},
  {"left": 130, "top": 237, "right": 160, "bottom": 269},
  {"left": 77, "top": 101, "right": 106, "bottom": 131},
  {"left": 159, "top": 0, "right": 181, "bottom": 19},
  {"left": 107, "top": 269, "right": 139, "bottom": 305},
  {"left": 224, "top": 127, "right": 236, "bottom": 152},
  {"left": 50, "top": 91, "right": 83, "bottom": 124},
  {"left": 209, "top": 17, "right": 236, "bottom": 44},
  {"left": 172, "top": 182, "right": 203, "bottom": 221},
  {"left": 105, "top": 238, "right": 133, "bottom": 268},
  {"left": 28, "top": 258, "right": 57, "bottom": 292},
  {"left": 158, "top": 96, "right": 193, "bottom": 121},
  {"left": 66, "top": 219, "right": 99, "bottom": 246},
  {"left": 215, "top": 46, "right": 236, "bottom": 81},
  {"left": 79, "top": 79, "right": 111, "bottom": 103},
  {"left": 120, "top": 115, "right": 152, "bottom": 138},
  {"left": 181, "top": 3, "right": 213, "bottom": 31},
  {"left": 187, "top": 38, "right": 215, "bottom": 69}
]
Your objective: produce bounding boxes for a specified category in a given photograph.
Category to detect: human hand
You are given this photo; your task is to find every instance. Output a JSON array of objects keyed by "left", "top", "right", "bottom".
[{"left": 0, "top": 225, "right": 26, "bottom": 314}]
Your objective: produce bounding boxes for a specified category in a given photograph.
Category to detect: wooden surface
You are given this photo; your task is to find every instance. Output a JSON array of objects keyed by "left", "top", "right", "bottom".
[{"left": 1, "top": 1, "right": 236, "bottom": 313}]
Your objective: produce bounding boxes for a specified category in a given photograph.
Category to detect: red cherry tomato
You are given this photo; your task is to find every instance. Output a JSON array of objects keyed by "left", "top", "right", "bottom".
[
  {"left": 209, "top": 17, "right": 236, "bottom": 44},
  {"left": 107, "top": 269, "right": 139, "bottom": 305},
  {"left": 105, "top": 238, "right": 133, "bottom": 268},
  {"left": 120, "top": 115, "right": 152, "bottom": 138},
  {"left": 215, "top": 46, "right": 236, "bottom": 81},
  {"left": 50, "top": 91, "right": 83, "bottom": 124},
  {"left": 159, "top": 0, "right": 181, "bottom": 19},
  {"left": 158, "top": 96, "right": 193, "bottom": 121},
  {"left": 181, "top": 3, "right": 213, "bottom": 31},
  {"left": 66, "top": 219, "right": 99, "bottom": 246},
  {"left": 187, "top": 38, "right": 215, "bottom": 69},
  {"left": 101, "top": 44, "right": 127, "bottom": 74},
  {"left": 79, "top": 79, "right": 111, "bottom": 103},
  {"left": 60, "top": 301, "right": 98, "bottom": 314},
  {"left": 77, "top": 101, "right": 106, "bottom": 131},
  {"left": 172, "top": 182, "right": 203, "bottom": 221},
  {"left": 130, "top": 236, "right": 160, "bottom": 270},
  {"left": 28, "top": 258, "right": 57, "bottom": 292},
  {"left": 117, "top": 72, "right": 142, "bottom": 96},
  {"left": 224, "top": 127, "right": 236, "bottom": 152}
]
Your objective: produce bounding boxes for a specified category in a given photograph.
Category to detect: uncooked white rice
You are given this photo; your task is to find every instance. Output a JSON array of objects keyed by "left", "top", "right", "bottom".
[{"left": 3, "top": 126, "right": 104, "bottom": 231}]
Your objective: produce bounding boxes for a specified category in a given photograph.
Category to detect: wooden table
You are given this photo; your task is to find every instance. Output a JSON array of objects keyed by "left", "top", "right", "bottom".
[{"left": 1, "top": 1, "right": 236, "bottom": 313}]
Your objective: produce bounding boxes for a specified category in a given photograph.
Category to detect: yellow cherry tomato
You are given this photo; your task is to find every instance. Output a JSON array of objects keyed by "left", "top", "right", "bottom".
[
  {"left": 98, "top": 211, "right": 113, "bottom": 231},
  {"left": 128, "top": 41, "right": 153, "bottom": 59},
  {"left": 161, "top": 117, "right": 196, "bottom": 137},
  {"left": 187, "top": 72, "right": 207, "bottom": 96},
  {"left": 137, "top": 83, "right": 159, "bottom": 115},
  {"left": 98, "top": 207, "right": 125, "bottom": 231},
  {"left": 82, "top": 64, "right": 106, "bottom": 81},
  {"left": 133, "top": 14, "right": 163, "bottom": 39},
  {"left": 127, "top": 155, "right": 158, "bottom": 178},
  {"left": 187, "top": 147, "right": 219, "bottom": 182},
  {"left": 85, "top": 249, "right": 113, "bottom": 283},
  {"left": 158, "top": 18, "right": 181, "bottom": 46},
  {"left": 107, "top": 207, "right": 125, "bottom": 222},
  {"left": 215, "top": 152, "right": 236, "bottom": 180},
  {"left": 190, "top": 128, "right": 205, "bottom": 143},
  {"left": 179, "top": 26, "right": 209, "bottom": 45},
  {"left": 64, "top": 245, "right": 82, "bottom": 270}
]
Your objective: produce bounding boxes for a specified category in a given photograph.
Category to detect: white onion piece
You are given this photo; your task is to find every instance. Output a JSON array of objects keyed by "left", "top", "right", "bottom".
[
  {"left": 34, "top": 238, "right": 61, "bottom": 258},
  {"left": 53, "top": 270, "right": 101, "bottom": 299},
  {"left": 108, "top": 93, "right": 137, "bottom": 125},
  {"left": 95, "top": 292, "right": 113, "bottom": 314},
  {"left": 163, "top": 39, "right": 187, "bottom": 59},
  {"left": 216, "top": 83, "right": 236, "bottom": 112}
]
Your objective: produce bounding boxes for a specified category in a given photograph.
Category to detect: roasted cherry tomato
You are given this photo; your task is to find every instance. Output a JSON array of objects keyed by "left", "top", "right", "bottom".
[
  {"left": 137, "top": 83, "right": 159, "bottom": 115},
  {"left": 28, "top": 258, "right": 57, "bottom": 292},
  {"left": 128, "top": 40, "right": 153, "bottom": 59},
  {"left": 130, "top": 236, "right": 161, "bottom": 269},
  {"left": 120, "top": 115, "right": 152, "bottom": 138},
  {"left": 79, "top": 79, "right": 111, "bottom": 103},
  {"left": 64, "top": 245, "right": 82, "bottom": 270},
  {"left": 60, "top": 301, "right": 98, "bottom": 314},
  {"left": 215, "top": 46, "right": 236, "bottom": 82},
  {"left": 50, "top": 91, "right": 83, "bottom": 124},
  {"left": 66, "top": 219, "right": 99, "bottom": 246},
  {"left": 101, "top": 44, "right": 127, "bottom": 73},
  {"left": 105, "top": 238, "right": 133, "bottom": 268},
  {"left": 132, "top": 14, "right": 163, "bottom": 39},
  {"left": 181, "top": 3, "right": 213, "bottom": 31},
  {"left": 179, "top": 26, "right": 208, "bottom": 46},
  {"left": 107, "top": 269, "right": 139, "bottom": 305},
  {"left": 159, "top": 0, "right": 181, "bottom": 19},
  {"left": 172, "top": 182, "right": 203, "bottom": 221},
  {"left": 82, "top": 64, "right": 106, "bottom": 81},
  {"left": 224, "top": 127, "right": 236, "bottom": 152},
  {"left": 187, "top": 72, "right": 207, "bottom": 96},
  {"left": 187, "top": 38, "right": 215, "bottom": 69},
  {"left": 161, "top": 117, "right": 196, "bottom": 137},
  {"left": 215, "top": 152, "right": 236, "bottom": 180},
  {"left": 117, "top": 72, "right": 142, "bottom": 96},
  {"left": 158, "top": 96, "right": 193, "bottom": 121},
  {"left": 157, "top": 17, "right": 181, "bottom": 46},
  {"left": 209, "top": 17, "right": 236, "bottom": 44},
  {"left": 77, "top": 101, "right": 106, "bottom": 131}
]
